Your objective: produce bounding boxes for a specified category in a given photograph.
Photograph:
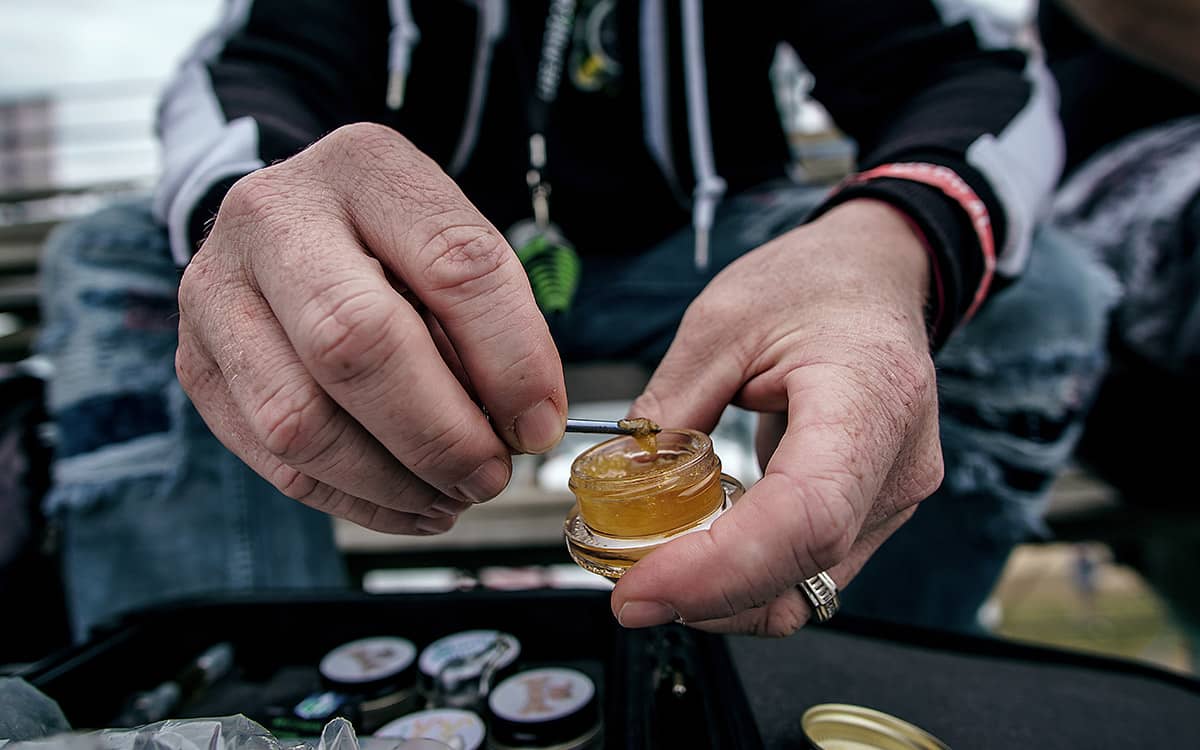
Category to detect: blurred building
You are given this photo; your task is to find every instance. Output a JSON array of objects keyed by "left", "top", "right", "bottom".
[{"left": 0, "top": 97, "right": 54, "bottom": 194}]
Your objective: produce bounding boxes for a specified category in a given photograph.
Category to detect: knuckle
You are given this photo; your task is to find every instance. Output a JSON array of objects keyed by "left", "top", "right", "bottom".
[
  {"left": 895, "top": 503, "right": 920, "bottom": 527},
  {"left": 416, "top": 222, "right": 513, "bottom": 294},
  {"left": 356, "top": 502, "right": 388, "bottom": 532},
  {"left": 319, "top": 123, "right": 427, "bottom": 196},
  {"left": 302, "top": 286, "right": 397, "bottom": 383},
  {"left": 407, "top": 413, "right": 483, "bottom": 475},
  {"left": 174, "top": 343, "right": 203, "bottom": 394},
  {"left": 687, "top": 290, "right": 741, "bottom": 327},
  {"left": 220, "top": 170, "right": 294, "bottom": 230},
  {"left": 885, "top": 347, "right": 936, "bottom": 407},
  {"left": 177, "top": 251, "right": 226, "bottom": 321},
  {"left": 889, "top": 424, "right": 945, "bottom": 507},
  {"left": 764, "top": 600, "right": 808, "bottom": 638},
  {"left": 176, "top": 263, "right": 203, "bottom": 318},
  {"left": 794, "top": 480, "right": 856, "bottom": 572},
  {"left": 807, "top": 519, "right": 854, "bottom": 573},
  {"left": 858, "top": 343, "right": 936, "bottom": 433},
  {"left": 174, "top": 337, "right": 224, "bottom": 401},
  {"left": 680, "top": 296, "right": 728, "bottom": 343},
  {"left": 324, "top": 122, "right": 405, "bottom": 161},
  {"left": 251, "top": 382, "right": 336, "bottom": 464},
  {"left": 722, "top": 557, "right": 774, "bottom": 617},
  {"left": 268, "top": 462, "right": 321, "bottom": 503},
  {"left": 824, "top": 344, "right": 938, "bottom": 471},
  {"left": 905, "top": 449, "right": 945, "bottom": 504},
  {"left": 418, "top": 515, "right": 457, "bottom": 535},
  {"left": 687, "top": 290, "right": 752, "bottom": 340},
  {"left": 676, "top": 292, "right": 758, "bottom": 366}
]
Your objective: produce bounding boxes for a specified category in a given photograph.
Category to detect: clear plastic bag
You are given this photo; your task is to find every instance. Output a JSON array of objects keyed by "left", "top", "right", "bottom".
[{"left": 0, "top": 715, "right": 450, "bottom": 750}]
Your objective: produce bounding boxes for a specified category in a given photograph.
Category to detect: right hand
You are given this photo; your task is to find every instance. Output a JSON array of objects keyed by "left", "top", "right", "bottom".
[{"left": 176, "top": 123, "right": 567, "bottom": 534}]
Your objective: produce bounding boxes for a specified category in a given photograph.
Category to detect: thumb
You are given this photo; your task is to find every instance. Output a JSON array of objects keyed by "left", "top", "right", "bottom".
[{"left": 612, "top": 365, "right": 884, "bottom": 628}]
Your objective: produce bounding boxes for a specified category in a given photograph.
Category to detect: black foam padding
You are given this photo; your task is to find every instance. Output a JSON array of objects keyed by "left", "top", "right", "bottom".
[{"left": 731, "top": 617, "right": 1198, "bottom": 749}]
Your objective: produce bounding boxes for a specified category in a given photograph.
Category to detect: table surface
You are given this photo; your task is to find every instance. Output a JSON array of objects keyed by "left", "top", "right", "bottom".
[{"left": 729, "top": 620, "right": 1198, "bottom": 749}]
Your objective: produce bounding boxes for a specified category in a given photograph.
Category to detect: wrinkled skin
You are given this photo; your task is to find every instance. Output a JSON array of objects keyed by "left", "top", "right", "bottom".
[
  {"left": 177, "top": 123, "right": 567, "bottom": 535},
  {"left": 177, "top": 123, "right": 943, "bottom": 636}
]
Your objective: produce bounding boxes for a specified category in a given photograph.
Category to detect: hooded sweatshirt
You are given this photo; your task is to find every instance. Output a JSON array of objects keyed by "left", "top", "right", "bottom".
[{"left": 153, "top": 0, "right": 1063, "bottom": 347}]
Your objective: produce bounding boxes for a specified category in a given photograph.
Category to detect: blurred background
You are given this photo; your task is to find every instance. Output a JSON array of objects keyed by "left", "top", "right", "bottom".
[{"left": 1, "top": 0, "right": 1194, "bottom": 678}]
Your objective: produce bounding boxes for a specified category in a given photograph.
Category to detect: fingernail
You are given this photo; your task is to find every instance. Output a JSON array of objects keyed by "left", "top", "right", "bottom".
[
  {"left": 455, "top": 457, "right": 510, "bottom": 503},
  {"left": 617, "top": 601, "right": 678, "bottom": 629},
  {"left": 514, "top": 397, "right": 564, "bottom": 454}
]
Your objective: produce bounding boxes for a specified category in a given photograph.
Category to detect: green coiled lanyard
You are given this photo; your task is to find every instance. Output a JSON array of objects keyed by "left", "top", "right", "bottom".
[{"left": 507, "top": 0, "right": 583, "bottom": 321}]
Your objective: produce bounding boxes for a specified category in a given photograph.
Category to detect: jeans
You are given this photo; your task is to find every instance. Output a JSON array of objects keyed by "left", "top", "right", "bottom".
[
  {"left": 38, "top": 204, "right": 347, "bottom": 642},
  {"left": 37, "top": 183, "right": 1116, "bottom": 639},
  {"left": 1050, "top": 116, "right": 1200, "bottom": 667}
]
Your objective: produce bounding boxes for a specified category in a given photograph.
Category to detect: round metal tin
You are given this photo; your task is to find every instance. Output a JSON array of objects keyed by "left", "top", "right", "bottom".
[
  {"left": 802, "top": 704, "right": 951, "bottom": 750},
  {"left": 419, "top": 630, "right": 522, "bottom": 680},
  {"left": 487, "top": 667, "right": 600, "bottom": 749},
  {"left": 375, "top": 708, "right": 487, "bottom": 750},
  {"left": 319, "top": 636, "right": 418, "bottom": 693}
]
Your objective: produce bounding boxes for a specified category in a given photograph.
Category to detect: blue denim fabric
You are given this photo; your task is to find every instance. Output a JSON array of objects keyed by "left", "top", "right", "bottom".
[
  {"left": 554, "top": 182, "right": 825, "bottom": 364},
  {"left": 37, "top": 202, "right": 347, "bottom": 642},
  {"left": 39, "top": 185, "right": 1116, "bottom": 639}
]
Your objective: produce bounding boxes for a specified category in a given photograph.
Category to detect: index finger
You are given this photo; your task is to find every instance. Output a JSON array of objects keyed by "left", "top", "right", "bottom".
[{"left": 328, "top": 124, "right": 567, "bottom": 454}]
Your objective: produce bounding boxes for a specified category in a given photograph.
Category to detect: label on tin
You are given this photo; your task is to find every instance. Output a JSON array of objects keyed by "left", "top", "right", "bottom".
[
  {"left": 419, "top": 630, "right": 521, "bottom": 678},
  {"left": 374, "top": 708, "right": 486, "bottom": 750},
  {"left": 489, "top": 667, "right": 595, "bottom": 723},
  {"left": 319, "top": 636, "right": 416, "bottom": 685}
]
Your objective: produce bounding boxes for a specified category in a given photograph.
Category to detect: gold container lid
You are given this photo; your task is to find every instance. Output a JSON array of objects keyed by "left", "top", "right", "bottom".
[{"left": 802, "top": 704, "right": 951, "bottom": 750}]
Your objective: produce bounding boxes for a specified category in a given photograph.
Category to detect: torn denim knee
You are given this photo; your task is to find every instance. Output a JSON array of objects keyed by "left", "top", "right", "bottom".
[{"left": 934, "top": 226, "right": 1120, "bottom": 543}]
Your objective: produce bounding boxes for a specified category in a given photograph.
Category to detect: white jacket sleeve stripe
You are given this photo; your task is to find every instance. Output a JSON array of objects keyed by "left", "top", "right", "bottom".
[
  {"left": 966, "top": 59, "right": 1064, "bottom": 277},
  {"left": 152, "top": 0, "right": 262, "bottom": 265}
]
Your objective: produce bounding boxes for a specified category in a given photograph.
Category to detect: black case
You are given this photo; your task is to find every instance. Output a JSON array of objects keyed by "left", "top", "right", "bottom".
[{"left": 23, "top": 588, "right": 763, "bottom": 748}]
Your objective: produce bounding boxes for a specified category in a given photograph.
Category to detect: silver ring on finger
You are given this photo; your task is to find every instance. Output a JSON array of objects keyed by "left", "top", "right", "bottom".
[{"left": 797, "top": 571, "right": 839, "bottom": 623}]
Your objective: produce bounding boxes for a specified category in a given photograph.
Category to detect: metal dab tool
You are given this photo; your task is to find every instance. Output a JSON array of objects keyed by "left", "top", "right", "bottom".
[{"left": 564, "top": 418, "right": 662, "bottom": 436}]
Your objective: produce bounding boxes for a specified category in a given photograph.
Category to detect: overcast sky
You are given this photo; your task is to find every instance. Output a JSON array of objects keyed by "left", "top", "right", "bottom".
[{"left": 0, "top": 0, "right": 221, "bottom": 96}]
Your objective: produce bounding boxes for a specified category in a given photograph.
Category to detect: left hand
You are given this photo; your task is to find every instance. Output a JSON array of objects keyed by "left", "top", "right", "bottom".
[{"left": 611, "top": 199, "right": 945, "bottom": 636}]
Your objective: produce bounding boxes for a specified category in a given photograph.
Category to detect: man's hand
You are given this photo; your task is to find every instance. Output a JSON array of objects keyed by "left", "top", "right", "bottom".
[
  {"left": 612, "top": 199, "right": 944, "bottom": 636},
  {"left": 175, "top": 123, "right": 566, "bottom": 534}
]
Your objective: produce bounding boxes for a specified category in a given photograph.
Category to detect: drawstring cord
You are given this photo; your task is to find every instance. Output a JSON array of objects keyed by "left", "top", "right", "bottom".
[
  {"left": 680, "top": 0, "right": 725, "bottom": 271},
  {"left": 387, "top": 0, "right": 420, "bottom": 110}
]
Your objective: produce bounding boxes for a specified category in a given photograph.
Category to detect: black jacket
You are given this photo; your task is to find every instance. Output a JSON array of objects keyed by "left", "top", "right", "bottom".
[{"left": 153, "top": 0, "right": 1062, "bottom": 345}]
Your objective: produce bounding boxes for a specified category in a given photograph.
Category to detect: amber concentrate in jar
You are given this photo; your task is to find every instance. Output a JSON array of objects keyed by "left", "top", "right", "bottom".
[{"left": 568, "top": 429, "right": 724, "bottom": 538}]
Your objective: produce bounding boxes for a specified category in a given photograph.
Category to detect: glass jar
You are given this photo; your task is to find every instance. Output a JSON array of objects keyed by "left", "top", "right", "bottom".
[{"left": 564, "top": 429, "right": 745, "bottom": 580}]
